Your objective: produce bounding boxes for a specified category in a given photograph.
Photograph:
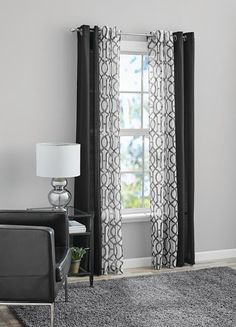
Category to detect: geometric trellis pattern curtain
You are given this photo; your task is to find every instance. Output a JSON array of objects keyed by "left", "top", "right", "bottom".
[
  {"left": 98, "top": 26, "right": 124, "bottom": 274},
  {"left": 147, "top": 30, "right": 179, "bottom": 269}
]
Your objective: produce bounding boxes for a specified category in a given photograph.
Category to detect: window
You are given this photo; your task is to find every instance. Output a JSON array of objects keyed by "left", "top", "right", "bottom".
[{"left": 119, "top": 41, "right": 150, "bottom": 214}]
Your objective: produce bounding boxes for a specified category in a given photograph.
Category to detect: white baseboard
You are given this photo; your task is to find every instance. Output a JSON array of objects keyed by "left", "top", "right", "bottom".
[
  {"left": 123, "top": 248, "right": 236, "bottom": 269},
  {"left": 124, "top": 257, "right": 152, "bottom": 269},
  {"left": 195, "top": 248, "right": 236, "bottom": 262}
]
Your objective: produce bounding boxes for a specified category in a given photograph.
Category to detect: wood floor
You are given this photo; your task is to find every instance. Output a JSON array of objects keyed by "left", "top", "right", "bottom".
[{"left": 1, "top": 258, "right": 236, "bottom": 327}]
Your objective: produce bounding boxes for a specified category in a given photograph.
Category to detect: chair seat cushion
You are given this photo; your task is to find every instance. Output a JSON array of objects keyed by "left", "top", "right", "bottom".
[{"left": 55, "top": 247, "right": 71, "bottom": 282}]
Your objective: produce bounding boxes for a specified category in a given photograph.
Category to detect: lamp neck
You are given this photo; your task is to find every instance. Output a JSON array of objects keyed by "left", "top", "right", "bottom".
[{"left": 51, "top": 178, "right": 68, "bottom": 190}]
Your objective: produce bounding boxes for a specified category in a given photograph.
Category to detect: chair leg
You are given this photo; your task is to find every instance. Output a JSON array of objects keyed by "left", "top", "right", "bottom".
[
  {"left": 50, "top": 303, "right": 54, "bottom": 327},
  {"left": 64, "top": 276, "right": 68, "bottom": 302},
  {"left": 90, "top": 275, "right": 94, "bottom": 287}
]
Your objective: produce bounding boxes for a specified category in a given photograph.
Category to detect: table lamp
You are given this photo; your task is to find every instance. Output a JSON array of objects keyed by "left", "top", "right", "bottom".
[{"left": 36, "top": 143, "right": 80, "bottom": 210}]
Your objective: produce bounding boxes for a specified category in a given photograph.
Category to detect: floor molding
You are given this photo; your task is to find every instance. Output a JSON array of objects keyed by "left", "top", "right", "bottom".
[
  {"left": 124, "top": 257, "right": 152, "bottom": 269},
  {"left": 123, "top": 248, "right": 236, "bottom": 269},
  {"left": 195, "top": 248, "right": 236, "bottom": 262}
]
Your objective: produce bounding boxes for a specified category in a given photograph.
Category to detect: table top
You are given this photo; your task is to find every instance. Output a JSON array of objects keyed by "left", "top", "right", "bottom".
[
  {"left": 66, "top": 206, "right": 93, "bottom": 219},
  {"left": 26, "top": 206, "right": 93, "bottom": 219}
]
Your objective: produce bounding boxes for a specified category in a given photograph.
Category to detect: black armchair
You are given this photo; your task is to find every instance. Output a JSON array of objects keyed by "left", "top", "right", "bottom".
[{"left": 0, "top": 210, "right": 71, "bottom": 327}]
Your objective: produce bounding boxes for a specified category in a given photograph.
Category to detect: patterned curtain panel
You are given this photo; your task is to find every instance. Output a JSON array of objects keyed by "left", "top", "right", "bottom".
[
  {"left": 98, "top": 26, "right": 123, "bottom": 274},
  {"left": 147, "top": 31, "right": 178, "bottom": 269}
]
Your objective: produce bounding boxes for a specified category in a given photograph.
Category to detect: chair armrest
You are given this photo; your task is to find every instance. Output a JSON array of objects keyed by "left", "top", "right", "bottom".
[
  {"left": 55, "top": 248, "right": 71, "bottom": 282},
  {"left": 0, "top": 225, "right": 56, "bottom": 276},
  {"left": 0, "top": 225, "right": 56, "bottom": 302}
]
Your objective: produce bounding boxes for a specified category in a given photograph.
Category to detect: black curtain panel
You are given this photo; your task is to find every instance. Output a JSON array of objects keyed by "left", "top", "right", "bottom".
[
  {"left": 174, "top": 32, "right": 195, "bottom": 266},
  {"left": 74, "top": 25, "right": 102, "bottom": 275}
]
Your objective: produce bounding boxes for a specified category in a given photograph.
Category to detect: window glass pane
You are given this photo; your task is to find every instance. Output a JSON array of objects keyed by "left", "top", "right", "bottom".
[
  {"left": 143, "top": 94, "right": 149, "bottom": 128},
  {"left": 144, "top": 136, "right": 149, "bottom": 171},
  {"left": 121, "top": 136, "right": 143, "bottom": 171},
  {"left": 144, "top": 172, "right": 150, "bottom": 208},
  {"left": 120, "top": 51, "right": 150, "bottom": 211},
  {"left": 143, "top": 55, "right": 149, "bottom": 92},
  {"left": 120, "top": 93, "right": 141, "bottom": 129},
  {"left": 120, "top": 55, "right": 141, "bottom": 92},
  {"left": 121, "top": 173, "right": 142, "bottom": 209}
]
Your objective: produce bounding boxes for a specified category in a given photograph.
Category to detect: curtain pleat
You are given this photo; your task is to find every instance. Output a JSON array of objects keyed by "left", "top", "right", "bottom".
[
  {"left": 174, "top": 32, "right": 195, "bottom": 266},
  {"left": 147, "top": 31, "right": 178, "bottom": 269},
  {"left": 74, "top": 25, "right": 102, "bottom": 275},
  {"left": 98, "top": 26, "right": 123, "bottom": 274}
]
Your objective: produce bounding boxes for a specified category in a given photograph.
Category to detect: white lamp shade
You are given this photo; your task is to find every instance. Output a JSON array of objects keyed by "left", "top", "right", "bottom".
[{"left": 36, "top": 143, "right": 80, "bottom": 178}]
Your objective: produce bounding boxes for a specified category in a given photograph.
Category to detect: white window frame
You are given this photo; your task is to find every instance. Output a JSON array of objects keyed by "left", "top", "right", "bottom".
[{"left": 120, "top": 40, "right": 150, "bottom": 222}]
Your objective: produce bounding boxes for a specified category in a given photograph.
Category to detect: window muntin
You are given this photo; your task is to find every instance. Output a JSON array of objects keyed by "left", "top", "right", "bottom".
[{"left": 120, "top": 51, "right": 150, "bottom": 212}]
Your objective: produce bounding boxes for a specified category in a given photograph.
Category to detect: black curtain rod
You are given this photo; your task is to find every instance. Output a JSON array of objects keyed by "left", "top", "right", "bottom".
[
  {"left": 71, "top": 27, "right": 148, "bottom": 37},
  {"left": 70, "top": 27, "right": 187, "bottom": 40}
]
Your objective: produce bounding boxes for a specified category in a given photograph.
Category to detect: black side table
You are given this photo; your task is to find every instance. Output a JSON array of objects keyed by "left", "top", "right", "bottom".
[{"left": 67, "top": 207, "right": 94, "bottom": 287}]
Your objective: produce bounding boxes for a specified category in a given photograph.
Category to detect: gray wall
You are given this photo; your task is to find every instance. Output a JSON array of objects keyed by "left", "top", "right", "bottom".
[{"left": 0, "top": 0, "right": 236, "bottom": 259}]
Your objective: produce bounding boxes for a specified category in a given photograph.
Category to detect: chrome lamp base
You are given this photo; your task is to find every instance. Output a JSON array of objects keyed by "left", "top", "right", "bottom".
[{"left": 48, "top": 178, "right": 71, "bottom": 210}]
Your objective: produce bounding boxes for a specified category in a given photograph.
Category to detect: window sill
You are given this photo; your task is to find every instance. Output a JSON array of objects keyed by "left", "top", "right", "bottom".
[{"left": 122, "top": 212, "right": 150, "bottom": 224}]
